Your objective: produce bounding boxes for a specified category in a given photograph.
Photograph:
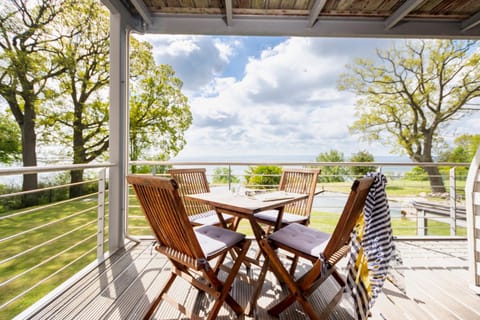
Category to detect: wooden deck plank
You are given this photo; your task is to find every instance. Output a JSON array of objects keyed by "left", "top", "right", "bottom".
[
  {"left": 31, "top": 241, "right": 144, "bottom": 320},
  {"left": 407, "top": 269, "right": 480, "bottom": 319},
  {"left": 70, "top": 244, "right": 160, "bottom": 320},
  {"left": 24, "top": 239, "right": 479, "bottom": 320},
  {"left": 102, "top": 253, "right": 170, "bottom": 319},
  {"left": 371, "top": 279, "right": 434, "bottom": 320},
  {"left": 404, "top": 269, "right": 462, "bottom": 320}
]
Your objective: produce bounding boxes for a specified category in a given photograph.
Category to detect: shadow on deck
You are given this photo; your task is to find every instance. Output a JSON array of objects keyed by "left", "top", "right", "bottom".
[{"left": 24, "top": 239, "right": 479, "bottom": 320}]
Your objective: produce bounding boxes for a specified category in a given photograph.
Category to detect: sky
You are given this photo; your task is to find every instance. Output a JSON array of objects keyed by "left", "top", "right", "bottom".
[{"left": 134, "top": 35, "right": 480, "bottom": 162}]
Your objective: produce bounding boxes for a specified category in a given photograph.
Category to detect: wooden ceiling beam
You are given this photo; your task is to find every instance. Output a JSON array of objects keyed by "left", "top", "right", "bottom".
[
  {"left": 225, "top": 0, "right": 233, "bottom": 26},
  {"left": 462, "top": 11, "right": 480, "bottom": 32},
  {"left": 384, "top": 0, "right": 426, "bottom": 30},
  {"left": 308, "top": 0, "right": 328, "bottom": 28},
  {"left": 130, "top": 0, "right": 153, "bottom": 25}
]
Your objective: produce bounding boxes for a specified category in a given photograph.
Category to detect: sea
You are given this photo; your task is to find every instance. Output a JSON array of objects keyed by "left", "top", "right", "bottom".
[
  {"left": 1, "top": 153, "right": 410, "bottom": 216},
  {"left": 171, "top": 153, "right": 414, "bottom": 179}
]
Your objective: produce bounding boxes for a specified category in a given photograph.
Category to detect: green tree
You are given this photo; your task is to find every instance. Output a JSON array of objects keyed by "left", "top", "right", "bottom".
[
  {"left": 315, "top": 150, "right": 348, "bottom": 182},
  {"left": 440, "top": 134, "right": 480, "bottom": 163},
  {"left": 0, "top": 0, "right": 68, "bottom": 205},
  {"left": 129, "top": 38, "right": 192, "bottom": 173},
  {"left": 40, "top": 0, "right": 110, "bottom": 197},
  {"left": 339, "top": 40, "right": 480, "bottom": 193},
  {"left": 245, "top": 165, "right": 282, "bottom": 189},
  {"left": 0, "top": 113, "right": 21, "bottom": 164},
  {"left": 350, "top": 150, "right": 376, "bottom": 177},
  {"left": 212, "top": 167, "right": 240, "bottom": 185},
  {"left": 404, "top": 166, "right": 429, "bottom": 181},
  {"left": 439, "top": 134, "right": 480, "bottom": 180}
]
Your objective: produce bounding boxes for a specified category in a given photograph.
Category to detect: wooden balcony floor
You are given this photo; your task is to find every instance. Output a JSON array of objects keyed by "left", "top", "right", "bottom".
[{"left": 27, "top": 238, "right": 480, "bottom": 320}]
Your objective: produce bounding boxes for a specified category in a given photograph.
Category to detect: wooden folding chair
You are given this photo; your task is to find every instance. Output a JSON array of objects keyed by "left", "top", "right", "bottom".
[
  {"left": 253, "top": 168, "right": 320, "bottom": 230},
  {"left": 168, "top": 168, "right": 236, "bottom": 228},
  {"left": 127, "top": 175, "right": 251, "bottom": 320},
  {"left": 253, "top": 168, "right": 320, "bottom": 272},
  {"left": 258, "top": 177, "right": 375, "bottom": 320}
]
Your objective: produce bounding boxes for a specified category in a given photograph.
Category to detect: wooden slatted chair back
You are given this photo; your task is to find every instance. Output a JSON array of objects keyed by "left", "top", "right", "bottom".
[
  {"left": 168, "top": 168, "right": 213, "bottom": 217},
  {"left": 127, "top": 175, "right": 204, "bottom": 262},
  {"left": 279, "top": 169, "right": 320, "bottom": 218},
  {"left": 323, "top": 177, "right": 374, "bottom": 261}
]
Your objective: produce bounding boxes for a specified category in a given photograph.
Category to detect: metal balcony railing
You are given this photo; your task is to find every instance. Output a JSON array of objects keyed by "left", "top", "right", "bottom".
[
  {"left": 0, "top": 164, "right": 112, "bottom": 319},
  {"left": 128, "top": 161, "right": 470, "bottom": 239},
  {"left": 0, "top": 160, "right": 470, "bottom": 318}
]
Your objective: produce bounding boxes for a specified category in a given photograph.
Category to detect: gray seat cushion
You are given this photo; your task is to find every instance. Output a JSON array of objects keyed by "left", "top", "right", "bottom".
[
  {"left": 254, "top": 210, "right": 308, "bottom": 224},
  {"left": 269, "top": 223, "right": 330, "bottom": 257},
  {"left": 195, "top": 225, "right": 245, "bottom": 257},
  {"left": 189, "top": 210, "right": 233, "bottom": 225}
]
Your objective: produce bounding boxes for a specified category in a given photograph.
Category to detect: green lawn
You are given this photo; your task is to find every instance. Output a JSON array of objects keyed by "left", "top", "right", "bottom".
[
  {"left": 318, "top": 178, "right": 466, "bottom": 198},
  {"left": 0, "top": 195, "right": 108, "bottom": 319}
]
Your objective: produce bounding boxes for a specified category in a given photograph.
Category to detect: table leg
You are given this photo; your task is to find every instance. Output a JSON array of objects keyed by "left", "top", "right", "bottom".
[{"left": 245, "top": 257, "right": 270, "bottom": 316}]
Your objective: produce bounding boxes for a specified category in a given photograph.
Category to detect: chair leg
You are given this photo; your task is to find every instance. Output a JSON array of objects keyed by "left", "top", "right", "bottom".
[
  {"left": 143, "top": 272, "right": 176, "bottom": 320},
  {"left": 259, "top": 239, "right": 302, "bottom": 315},
  {"left": 267, "top": 292, "right": 295, "bottom": 316},
  {"left": 289, "top": 254, "right": 299, "bottom": 276},
  {"left": 230, "top": 216, "right": 241, "bottom": 231},
  {"left": 206, "top": 239, "right": 251, "bottom": 319}
]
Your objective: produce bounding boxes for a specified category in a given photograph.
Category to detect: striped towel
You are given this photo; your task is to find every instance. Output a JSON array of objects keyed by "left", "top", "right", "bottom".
[{"left": 346, "top": 172, "right": 393, "bottom": 320}]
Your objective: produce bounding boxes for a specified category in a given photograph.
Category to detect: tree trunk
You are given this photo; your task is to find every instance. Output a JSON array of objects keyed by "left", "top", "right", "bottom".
[
  {"left": 22, "top": 101, "right": 39, "bottom": 207},
  {"left": 421, "top": 165, "right": 446, "bottom": 194},
  {"left": 70, "top": 169, "right": 85, "bottom": 198},
  {"left": 416, "top": 131, "right": 446, "bottom": 194},
  {"left": 71, "top": 117, "right": 85, "bottom": 198}
]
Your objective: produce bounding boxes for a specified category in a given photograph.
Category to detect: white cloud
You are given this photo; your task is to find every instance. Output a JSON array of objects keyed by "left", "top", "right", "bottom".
[
  {"left": 135, "top": 35, "right": 480, "bottom": 161},
  {"left": 135, "top": 35, "right": 235, "bottom": 93}
]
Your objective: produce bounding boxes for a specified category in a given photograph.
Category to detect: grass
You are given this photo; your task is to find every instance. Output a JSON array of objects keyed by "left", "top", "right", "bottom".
[
  {"left": 319, "top": 178, "right": 467, "bottom": 198},
  {"left": 0, "top": 195, "right": 108, "bottom": 319},
  {"left": 0, "top": 180, "right": 466, "bottom": 319}
]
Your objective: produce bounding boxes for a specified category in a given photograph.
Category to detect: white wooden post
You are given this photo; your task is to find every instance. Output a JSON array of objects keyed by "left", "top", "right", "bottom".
[
  {"left": 106, "top": 8, "right": 129, "bottom": 253},
  {"left": 97, "top": 169, "right": 106, "bottom": 261},
  {"left": 449, "top": 167, "right": 457, "bottom": 236},
  {"left": 417, "top": 208, "right": 426, "bottom": 236},
  {"left": 466, "top": 147, "right": 480, "bottom": 293}
]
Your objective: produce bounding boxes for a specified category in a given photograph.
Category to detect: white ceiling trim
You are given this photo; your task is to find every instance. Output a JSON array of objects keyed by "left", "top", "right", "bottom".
[
  {"left": 101, "top": 0, "right": 143, "bottom": 31},
  {"left": 144, "top": 15, "right": 480, "bottom": 39}
]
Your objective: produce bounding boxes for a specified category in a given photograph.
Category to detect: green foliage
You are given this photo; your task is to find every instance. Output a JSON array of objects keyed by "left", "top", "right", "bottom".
[
  {"left": 212, "top": 167, "right": 240, "bottom": 184},
  {"left": 404, "top": 166, "right": 429, "bottom": 181},
  {"left": 349, "top": 150, "right": 376, "bottom": 177},
  {"left": 0, "top": 0, "right": 67, "bottom": 200},
  {"left": 439, "top": 134, "right": 480, "bottom": 163},
  {"left": 0, "top": 113, "right": 21, "bottom": 164},
  {"left": 39, "top": 0, "right": 111, "bottom": 164},
  {"left": 245, "top": 166, "right": 282, "bottom": 189},
  {"left": 339, "top": 40, "right": 480, "bottom": 193},
  {"left": 438, "top": 134, "right": 479, "bottom": 180},
  {"left": 315, "top": 150, "right": 348, "bottom": 182},
  {"left": 129, "top": 37, "right": 192, "bottom": 163}
]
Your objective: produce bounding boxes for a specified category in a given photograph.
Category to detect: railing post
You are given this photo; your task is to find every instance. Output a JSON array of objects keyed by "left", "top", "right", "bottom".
[
  {"left": 417, "top": 209, "right": 427, "bottom": 236},
  {"left": 449, "top": 167, "right": 457, "bottom": 236},
  {"left": 97, "top": 168, "right": 106, "bottom": 261}
]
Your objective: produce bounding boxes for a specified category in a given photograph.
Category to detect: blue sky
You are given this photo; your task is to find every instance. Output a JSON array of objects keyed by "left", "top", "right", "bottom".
[{"left": 135, "top": 35, "right": 480, "bottom": 162}]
